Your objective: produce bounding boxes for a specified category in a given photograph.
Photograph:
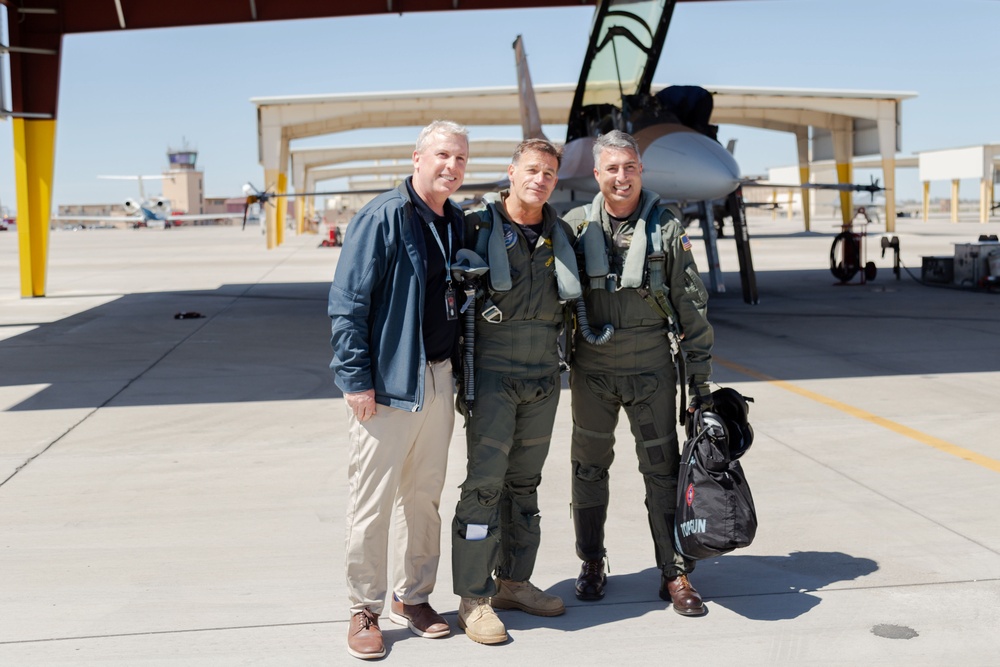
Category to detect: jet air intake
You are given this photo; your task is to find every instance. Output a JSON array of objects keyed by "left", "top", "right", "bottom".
[{"left": 636, "top": 127, "right": 741, "bottom": 202}]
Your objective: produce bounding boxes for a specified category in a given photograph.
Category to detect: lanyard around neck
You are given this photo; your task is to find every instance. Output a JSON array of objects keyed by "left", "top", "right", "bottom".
[{"left": 426, "top": 219, "right": 452, "bottom": 284}]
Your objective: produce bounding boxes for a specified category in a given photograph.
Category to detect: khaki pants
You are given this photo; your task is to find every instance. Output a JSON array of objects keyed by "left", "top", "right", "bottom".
[{"left": 345, "top": 360, "right": 454, "bottom": 616}]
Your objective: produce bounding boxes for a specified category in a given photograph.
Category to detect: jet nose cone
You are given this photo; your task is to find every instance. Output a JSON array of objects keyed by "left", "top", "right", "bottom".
[{"left": 640, "top": 131, "right": 741, "bottom": 202}]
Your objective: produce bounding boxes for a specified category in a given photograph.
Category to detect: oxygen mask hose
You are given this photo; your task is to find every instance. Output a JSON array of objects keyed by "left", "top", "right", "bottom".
[
  {"left": 463, "top": 287, "right": 476, "bottom": 411},
  {"left": 575, "top": 298, "right": 614, "bottom": 345}
]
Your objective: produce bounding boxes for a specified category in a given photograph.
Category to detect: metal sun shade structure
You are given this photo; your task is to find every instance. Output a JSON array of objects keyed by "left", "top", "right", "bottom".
[
  {"left": 0, "top": 0, "right": 594, "bottom": 298},
  {"left": 3, "top": 0, "right": 908, "bottom": 298}
]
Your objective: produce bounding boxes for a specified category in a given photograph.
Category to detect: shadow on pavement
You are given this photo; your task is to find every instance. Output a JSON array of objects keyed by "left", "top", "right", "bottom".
[
  {"left": 1, "top": 282, "right": 340, "bottom": 411},
  {"left": 508, "top": 550, "right": 877, "bottom": 631}
]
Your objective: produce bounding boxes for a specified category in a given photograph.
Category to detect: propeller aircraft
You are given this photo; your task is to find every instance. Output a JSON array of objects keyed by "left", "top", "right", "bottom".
[{"left": 54, "top": 175, "right": 243, "bottom": 229}]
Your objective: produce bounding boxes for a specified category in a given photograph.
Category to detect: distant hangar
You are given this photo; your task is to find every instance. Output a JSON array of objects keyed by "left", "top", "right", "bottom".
[{"left": 253, "top": 84, "right": 914, "bottom": 248}]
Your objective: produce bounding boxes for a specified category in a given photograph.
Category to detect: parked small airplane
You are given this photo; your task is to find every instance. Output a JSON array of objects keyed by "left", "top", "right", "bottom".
[{"left": 53, "top": 175, "right": 243, "bottom": 229}]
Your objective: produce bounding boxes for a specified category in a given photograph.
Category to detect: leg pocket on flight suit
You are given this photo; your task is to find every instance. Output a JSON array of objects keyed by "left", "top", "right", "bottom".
[
  {"left": 518, "top": 375, "right": 557, "bottom": 405},
  {"left": 455, "top": 485, "right": 502, "bottom": 533},
  {"left": 508, "top": 488, "right": 541, "bottom": 545},
  {"left": 625, "top": 374, "right": 670, "bottom": 470},
  {"left": 583, "top": 374, "right": 618, "bottom": 404}
]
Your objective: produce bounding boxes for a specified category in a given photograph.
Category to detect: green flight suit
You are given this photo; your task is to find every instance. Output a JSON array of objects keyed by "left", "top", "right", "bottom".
[
  {"left": 565, "top": 188, "right": 713, "bottom": 578},
  {"left": 452, "top": 192, "right": 577, "bottom": 598}
]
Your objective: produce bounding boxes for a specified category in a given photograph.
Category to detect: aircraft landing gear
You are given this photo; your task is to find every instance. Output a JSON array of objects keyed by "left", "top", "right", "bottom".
[
  {"left": 830, "top": 206, "right": 877, "bottom": 284},
  {"left": 728, "top": 186, "right": 758, "bottom": 304}
]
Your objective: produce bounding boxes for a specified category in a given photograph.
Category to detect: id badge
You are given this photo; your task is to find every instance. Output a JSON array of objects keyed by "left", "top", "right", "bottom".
[{"left": 444, "top": 286, "right": 459, "bottom": 321}]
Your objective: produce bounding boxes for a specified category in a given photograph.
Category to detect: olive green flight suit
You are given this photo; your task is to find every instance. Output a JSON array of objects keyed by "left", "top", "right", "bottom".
[
  {"left": 565, "top": 188, "right": 713, "bottom": 578},
  {"left": 452, "top": 192, "right": 577, "bottom": 598}
]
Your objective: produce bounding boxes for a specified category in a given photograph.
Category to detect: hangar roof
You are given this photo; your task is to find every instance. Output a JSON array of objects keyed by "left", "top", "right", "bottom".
[
  {"left": 47, "top": 1, "right": 719, "bottom": 33},
  {"left": 253, "top": 83, "right": 917, "bottom": 168},
  {"left": 4, "top": 0, "right": 727, "bottom": 117}
]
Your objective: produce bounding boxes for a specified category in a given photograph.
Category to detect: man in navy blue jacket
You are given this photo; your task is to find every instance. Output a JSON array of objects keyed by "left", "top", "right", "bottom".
[{"left": 329, "top": 120, "right": 469, "bottom": 661}]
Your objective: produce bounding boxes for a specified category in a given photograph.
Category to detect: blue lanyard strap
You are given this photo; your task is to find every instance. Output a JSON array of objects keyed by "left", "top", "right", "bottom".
[{"left": 427, "top": 220, "right": 452, "bottom": 284}]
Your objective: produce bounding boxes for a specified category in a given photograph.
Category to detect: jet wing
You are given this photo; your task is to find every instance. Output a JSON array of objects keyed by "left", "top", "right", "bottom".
[
  {"left": 742, "top": 179, "right": 885, "bottom": 195},
  {"left": 52, "top": 214, "right": 143, "bottom": 223},
  {"left": 168, "top": 212, "right": 245, "bottom": 222},
  {"left": 246, "top": 180, "right": 509, "bottom": 204}
]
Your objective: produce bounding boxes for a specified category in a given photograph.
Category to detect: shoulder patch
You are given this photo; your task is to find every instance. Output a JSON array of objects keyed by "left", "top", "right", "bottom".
[
  {"left": 503, "top": 222, "right": 517, "bottom": 249},
  {"left": 681, "top": 234, "right": 693, "bottom": 252}
]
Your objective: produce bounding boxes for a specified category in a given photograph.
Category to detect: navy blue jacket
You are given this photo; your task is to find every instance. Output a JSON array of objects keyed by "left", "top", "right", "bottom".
[{"left": 328, "top": 180, "right": 463, "bottom": 411}]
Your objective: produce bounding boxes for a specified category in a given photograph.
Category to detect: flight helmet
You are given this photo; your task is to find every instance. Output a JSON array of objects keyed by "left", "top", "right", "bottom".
[{"left": 685, "top": 387, "right": 754, "bottom": 462}]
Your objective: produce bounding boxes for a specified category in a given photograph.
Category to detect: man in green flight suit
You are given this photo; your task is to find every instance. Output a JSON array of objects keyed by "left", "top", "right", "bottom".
[
  {"left": 565, "top": 129, "right": 715, "bottom": 616},
  {"left": 452, "top": 138, "right": 581, "bottom": 644}
]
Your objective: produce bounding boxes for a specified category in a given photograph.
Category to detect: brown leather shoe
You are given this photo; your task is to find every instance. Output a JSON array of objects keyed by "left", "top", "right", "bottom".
[
  {"left": 347, "top": 608, "right": 385, "bottom": 660},
  {"left": 659, "top": 573, "right": 706, "bottom": 616},
  {"left": 575, "top": 559, "right": 607, "bottom": 601},
  {"left": 388, "top": 594, "right": 450, "bottom": 638}
]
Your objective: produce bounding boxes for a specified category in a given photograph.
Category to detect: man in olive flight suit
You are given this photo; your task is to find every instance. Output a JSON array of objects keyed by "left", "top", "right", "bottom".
[
  {"left": 452, "top": 138, "right": 580, "bottom": 644},
  {"left": 564, "top": 129, "right": 715, "bottom": 616}
]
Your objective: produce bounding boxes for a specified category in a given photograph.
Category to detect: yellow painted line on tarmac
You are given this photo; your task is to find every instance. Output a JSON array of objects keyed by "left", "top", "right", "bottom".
[{"left": 716, "top": 357, "right": 1000, "bottom": 474}]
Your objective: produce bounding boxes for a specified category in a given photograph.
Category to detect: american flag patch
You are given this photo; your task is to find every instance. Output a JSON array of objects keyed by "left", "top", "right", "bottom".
[{"left": 681, "top": 234, "right": 692, "bottom": 251}]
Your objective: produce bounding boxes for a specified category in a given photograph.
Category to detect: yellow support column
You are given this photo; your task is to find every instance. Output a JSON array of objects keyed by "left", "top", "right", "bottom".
[
  {"left": 876, "top": 103, "right": 898, "bottom": 232},
  {"left": 922, "top": 181, "right": 930, "bottom": 221},
  {"left": 951, "top": 179, "right": 960, "bottom": 223},
  {"left": 992, "top": 178, "right": 996, "bottom": 220},
  {"left": 980, "top": 177, "right": 990, "bottom": 224},
  {"left": 275, "top": 171, "right": 288, "bottom": 246},
  {"left": 881, "top": 156, "right": 897, "bottom": 234},
  {"left": 263, "top": 168, "right": 280, "bottom": 249},
  {"left": 795, "top": 128, "right": 811, "bottom": 231},
  {"left": 307, "top": 196, "right": 317, "bottom": 233},
  {"left": 799, "top": 167, "right": 811, "bottom": 232},
  {"left": 831, "top": 120, "right": 854, "bottom": 228},
  {"left": 786, "top": 189, "right": 794, "bottom": 220},
  {"left": 836, "top": 162, "right": 853, "bottom": 227},
  {"left": 295, "top": 190, "right": 306, "bottom": 235},
  {"left": 13, "top": 118, "right": 57, "bottom": 298},
  {"left": 771, "top": 189, "right": 777, "bottom": 220}
]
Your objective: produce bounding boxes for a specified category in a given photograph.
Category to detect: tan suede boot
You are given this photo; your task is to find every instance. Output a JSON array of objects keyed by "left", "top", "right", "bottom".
[
  {"left": 492, "top": 578, "right": 566, "bottom": 617},
  {"left": 457, "top": 597, "right": 507, "bottom": 644}
]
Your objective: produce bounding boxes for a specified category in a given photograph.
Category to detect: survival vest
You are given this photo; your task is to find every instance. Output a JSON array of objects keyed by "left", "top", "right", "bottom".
[
  {"left": 472, "top": 193, "right": 581, "bottom": 304},
  {"left": 577, "top": 189, "right": 689, "bottom": 420}
]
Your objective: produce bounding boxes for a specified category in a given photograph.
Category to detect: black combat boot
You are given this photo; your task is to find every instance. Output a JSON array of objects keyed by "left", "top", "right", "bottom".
[
  {"left": 573, "top": 505, "right": 608, "bottom": 600},
  {"left": 575, "top": 559, "right": 607, "bottom": 600}
]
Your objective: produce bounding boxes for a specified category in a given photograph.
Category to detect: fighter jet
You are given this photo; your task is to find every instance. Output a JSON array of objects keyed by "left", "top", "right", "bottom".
[
  {"left": 514, "top": 0, "right": 753, "bottom": 301},
  {"left": 514, "top": 0, "right": 742, "bottom": 206}
]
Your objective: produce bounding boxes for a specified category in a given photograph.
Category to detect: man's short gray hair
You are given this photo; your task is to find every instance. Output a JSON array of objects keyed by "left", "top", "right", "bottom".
[
  {"left": 512, "top": 138, "right": 562, "bottom": 168},
  {"left": 415, "top": 120, "right": 469, "bottom": 153},
  {"left": 592, "top": 130, "right": 640, "bottom": 169}
]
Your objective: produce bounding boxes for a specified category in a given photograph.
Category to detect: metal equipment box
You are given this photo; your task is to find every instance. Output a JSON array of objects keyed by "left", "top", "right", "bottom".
[
  {"left": 952, "top": 242, "right": 1000, "bottom": 287},
  {"left": 921, "top": 256, "right": 954, "bottom": 284}
]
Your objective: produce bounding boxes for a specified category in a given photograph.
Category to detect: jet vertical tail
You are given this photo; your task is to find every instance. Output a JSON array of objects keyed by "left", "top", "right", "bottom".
[
  {"left": 513, "top": 35, "right": 547, "bottom": 141},
  {"left": 98, "top": 174, "right": 163, "bottom": 202}
]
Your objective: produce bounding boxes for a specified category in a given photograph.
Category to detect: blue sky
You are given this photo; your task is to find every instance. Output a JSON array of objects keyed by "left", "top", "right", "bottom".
[{"left": 1, "top": 0, "right": 997, "bottom": 213}]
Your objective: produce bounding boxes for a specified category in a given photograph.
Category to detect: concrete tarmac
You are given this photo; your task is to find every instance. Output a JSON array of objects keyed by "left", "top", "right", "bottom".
[{"left": 2, "top": 214, "right": 999, "bottom": 665}]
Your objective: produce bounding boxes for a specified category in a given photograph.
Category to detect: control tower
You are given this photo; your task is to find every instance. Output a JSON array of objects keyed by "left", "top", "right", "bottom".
[{"left": 162, "top": 143, "right": 205, "bottom": 215}]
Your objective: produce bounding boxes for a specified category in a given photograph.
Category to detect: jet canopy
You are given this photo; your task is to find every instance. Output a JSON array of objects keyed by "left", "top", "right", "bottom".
[{"left": 567, "top": 0, "right": 676, "bottom": 142}]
